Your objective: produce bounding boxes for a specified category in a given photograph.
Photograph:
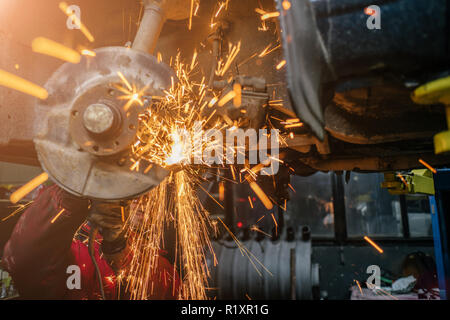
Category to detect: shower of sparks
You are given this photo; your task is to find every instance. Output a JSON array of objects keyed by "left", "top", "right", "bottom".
[
  {"left": 59, "top": 2, "right": 95, "bottom": 42},
  {"left": 0, "top": 69, "right": 48, "bottom": 100},
  {"left": 118, "top": 48, "right": 281, "bottom": 298},
  {"left": 216, "top": 41, "right": 241, "bottom": 77},
  {"left": 363, "top": 236, "right": 384, "bottom": 254},
  {"left": 125, "top": 171, "right": 215, "bottom": 300},
  {"left": 418, "top": 158, "right": 437, "bottom": 174},
  {"left": 287, "top": 183, "right": 295, "bottom": 192},
  {"left": 10, "top": 172, "right": 49, "bottom": 204},
  {"left": 32, "top": 37, "right": 81, "bottom": 64},
  {"left": 129, "top": 52, "right": 230, "bottom": 170},
  {"left": 121, "top": 53, "right": 231, "bottom": 299}
]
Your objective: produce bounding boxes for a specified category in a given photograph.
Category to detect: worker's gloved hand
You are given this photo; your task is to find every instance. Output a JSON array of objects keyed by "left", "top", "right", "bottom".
[
  {"left": 88, "top": 200, "right": 132, "bottom": 271},
  {"left": 58, "top": 187, "right": 90, "bottom": 214},
  {"left": 88, "top": 201, "right": 128, "bottom": 243}
]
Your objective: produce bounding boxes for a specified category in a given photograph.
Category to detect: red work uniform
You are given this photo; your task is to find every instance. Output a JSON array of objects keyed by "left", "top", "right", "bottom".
[{"left": 1, "top": 184, "right": 179, "bottom": 300}]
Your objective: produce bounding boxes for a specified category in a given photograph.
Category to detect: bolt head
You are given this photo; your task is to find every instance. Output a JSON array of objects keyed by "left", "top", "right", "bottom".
[{"left": 83, "top": 103, "right": 115, "bottom": 134}]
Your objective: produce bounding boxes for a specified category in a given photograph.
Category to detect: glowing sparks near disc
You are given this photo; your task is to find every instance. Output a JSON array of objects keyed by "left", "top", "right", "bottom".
[{"left": 117, "top": 71, "right": 132, "bottom": 92}]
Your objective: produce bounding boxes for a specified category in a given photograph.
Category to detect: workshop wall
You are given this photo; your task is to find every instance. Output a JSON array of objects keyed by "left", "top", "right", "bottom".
[{"left": 0, "top": 161, "right": 42, "bottom": 185}]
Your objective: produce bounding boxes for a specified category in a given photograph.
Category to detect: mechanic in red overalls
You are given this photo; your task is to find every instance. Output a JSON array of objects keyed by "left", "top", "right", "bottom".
[{"left": 1, "top": 184, "right": 179, "bottom": 300}]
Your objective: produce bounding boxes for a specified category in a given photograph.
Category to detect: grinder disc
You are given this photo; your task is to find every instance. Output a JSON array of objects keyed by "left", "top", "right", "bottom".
[{"left": 34, "top": 46, "right": 174, "bottom": 200}]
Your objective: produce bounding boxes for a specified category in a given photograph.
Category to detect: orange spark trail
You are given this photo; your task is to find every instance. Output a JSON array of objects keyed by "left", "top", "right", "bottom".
[
  {"left": 208, "top": 96, "right": 218, "bottom": 107},
  {"left": 218, "top": 90, "right": 236, "bottom": 107},
  {"left": 271, "top": 213, "right": 278, "bottom": 236},
  {"left": 32, "top": 37, "right": 81, "bottom": 63},
  {"left": 248, "top": 179, "right": 273, "bottom": 210},
  {"left": 117, "top": 71, "right": 132, "bottom": 91},
  {"left": 364, "top": 236, "right": 384, "bottom": 254},
  {"left": 189, "top": 0, "right": 194, "bottom": 30},
  {"left": 233, "top": 83, "right": 242, "bottom": 107},
  {"left": 261, "top": 12, "right": 280, "bottom": 20},
  {"left": 0, "top": 70, "right": 48, "bottom": 100},
  {"left": 10, "top": 172, "right": 49, "bottom": 204},
  {"left": 248, "top": 196, "right": 254, "bottom": 208},
  {"left": 418, "top": 158, "right": 437, "bottom": 174},
  {"left": 276, "top": 60, "right": 286, "bottom": 70},
  {"left": 51, "top": 208, "right": 66, "bottom": 224},
  {"left": 215, "top": 2, "right": 225, "bottom": 17},
  {"left": 219, "top": 182, "right": 225, "bottom": 201},
  {"left": 354, "top": 280, "right": 363, "bottom": 295},
  {"left": 285, "top": 123, "right": 303, "bottom": 129},
  {"left": 397, "top": 173, "right": 408, "bottom": 188}
]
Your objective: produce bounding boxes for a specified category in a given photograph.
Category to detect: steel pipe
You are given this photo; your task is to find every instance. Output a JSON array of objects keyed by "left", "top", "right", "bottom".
[{"left": 132, "top": 0, "right": 190, "bottom": 54}]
